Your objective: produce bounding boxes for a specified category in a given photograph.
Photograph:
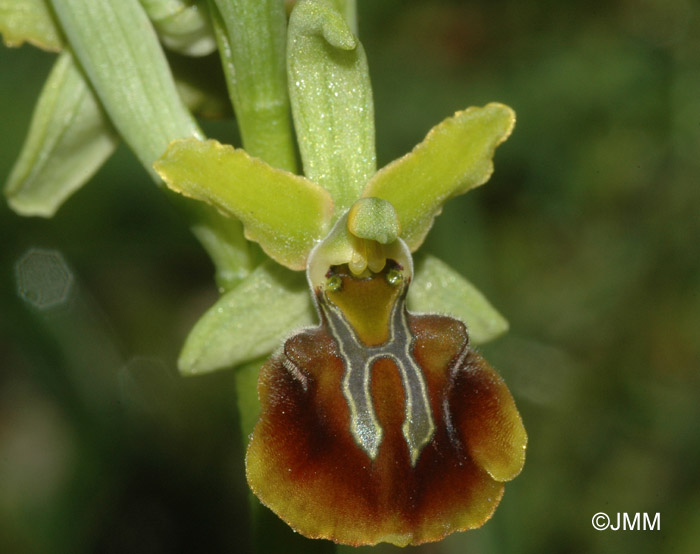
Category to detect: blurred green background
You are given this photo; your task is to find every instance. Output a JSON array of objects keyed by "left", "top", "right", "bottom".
[{"left": 1, "top": 1, "right": 699, "bottom": 553}]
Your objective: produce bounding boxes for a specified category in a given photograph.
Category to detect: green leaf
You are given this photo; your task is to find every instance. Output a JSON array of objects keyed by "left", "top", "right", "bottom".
[
  {"left": 50, "top": 0, "right": 201, "bottom": 176},
  {"left": 5, "top": 51, "right": 119, "bottom": 217},
  {"left": 407, "top": 254, "right": 509, "bottom": 345},
  {"left": 288, "top": 0, "right": 376, "bottom": 214},
  {"left": 140, "top": 0, "right": 216, "bottom": 57},
  {"left": 363, "top": 103, "right": 515, "bottom": 251},
  {"left": 155, "top": 138, "right": 334, "bottom": 269},
  {"left": 178, "top": 260, "right": 316, "bottom": 375},
  {"left": 210, "top": 0, "right": 297, "bottom": 172},
  {"left": 0, "top": 0, "right": 63, "bottom": 50},
  {"left": 50, "top": 0, "right": 256, "bottom": 289}
]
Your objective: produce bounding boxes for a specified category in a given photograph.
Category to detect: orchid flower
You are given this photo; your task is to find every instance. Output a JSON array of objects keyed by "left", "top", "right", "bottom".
[
  {"left": 155, "top": 0, "right": 526, "bottom": 545},
  {"left": 2, "top": 0, "right": 526, "bottom": 546}
]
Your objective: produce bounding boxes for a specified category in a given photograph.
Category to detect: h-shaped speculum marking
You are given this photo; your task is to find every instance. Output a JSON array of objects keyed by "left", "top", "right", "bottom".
[{"left": 320, "top": 289, "right": 435, "bottom": 466}]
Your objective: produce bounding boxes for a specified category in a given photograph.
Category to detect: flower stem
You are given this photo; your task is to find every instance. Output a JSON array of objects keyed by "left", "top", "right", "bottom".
[{"left": 209, "top": 0, "right": 297, "bottom": 173}]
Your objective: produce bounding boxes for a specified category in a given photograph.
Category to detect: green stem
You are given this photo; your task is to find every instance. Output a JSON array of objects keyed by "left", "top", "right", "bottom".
[{"left": 210, "top": 0, "right": 297, "bottom": 172}]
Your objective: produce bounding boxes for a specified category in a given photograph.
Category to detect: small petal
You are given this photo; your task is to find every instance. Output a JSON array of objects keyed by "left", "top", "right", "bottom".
[
  {"left": 155, "top": 138, "right": 334, "bottom": 269},
  {"left": 362, "top": 103, "right": 515, "bottom": 251}
]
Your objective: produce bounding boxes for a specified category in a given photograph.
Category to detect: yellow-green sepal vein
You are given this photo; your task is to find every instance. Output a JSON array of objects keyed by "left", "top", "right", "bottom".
[
  {"left": 50, "top": 0, "right": 258, "bottom": 291},
  {"left": 50, "top": 0, "right": 201, "bottom": 177}
]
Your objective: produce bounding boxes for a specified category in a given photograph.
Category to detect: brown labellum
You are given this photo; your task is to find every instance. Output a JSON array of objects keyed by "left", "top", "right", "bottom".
[{"left": 246, "top": 262, "right": 526, "bottom": 546}]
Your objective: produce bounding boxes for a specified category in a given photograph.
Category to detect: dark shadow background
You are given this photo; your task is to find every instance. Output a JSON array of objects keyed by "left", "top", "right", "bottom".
[{"left": 1, "top": 1, "right": 698, "bottom": 553}]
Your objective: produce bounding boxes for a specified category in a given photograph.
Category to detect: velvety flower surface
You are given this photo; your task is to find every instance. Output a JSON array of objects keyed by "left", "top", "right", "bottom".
[{"left": 247, "top": 263, "right": 526, "bottom": 546}]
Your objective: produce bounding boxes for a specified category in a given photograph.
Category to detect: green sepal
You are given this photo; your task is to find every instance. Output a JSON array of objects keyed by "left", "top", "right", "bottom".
[
  {"left": 287, "top": 0, "right": 376, "bottom": 215},
  {"left": 0, "top": 0, "right": 63, "bottom": 50},
  {"left": 4, "top": 51, "right": 119, "bottom": 217},
  {"left": 178, "top": 260, "right": 316, "bottom": 375},
  {"left": 408, "top": 253, "right": 509, "bottom": 345},
  {"left": 140, "top": 0, "right": 216, "bottom": 57},
  {"left": 363, "top": 103, "right": 515, "bottom": 251},
  {"left": 155, "top": 138, "right": 334, "bottom": 270}
]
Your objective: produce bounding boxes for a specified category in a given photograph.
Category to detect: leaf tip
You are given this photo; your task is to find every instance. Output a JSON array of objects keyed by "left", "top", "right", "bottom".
[{"left": 5, "top": 195, "right": 57, "bottom": 218}]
